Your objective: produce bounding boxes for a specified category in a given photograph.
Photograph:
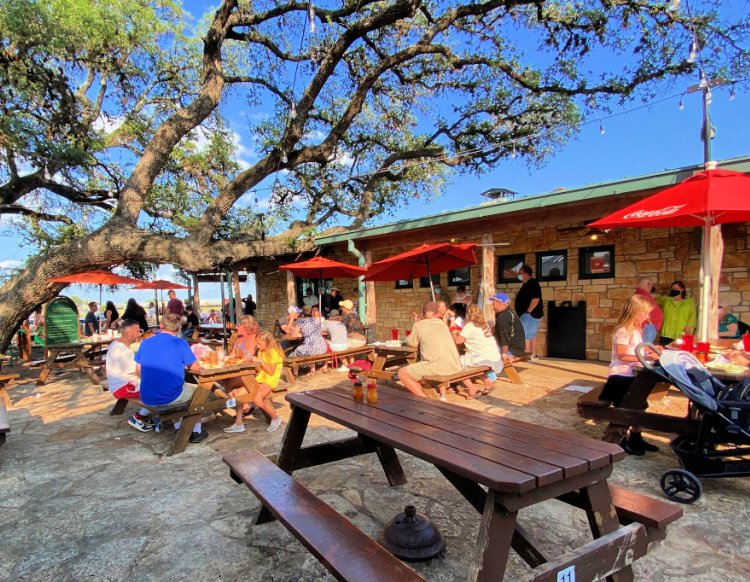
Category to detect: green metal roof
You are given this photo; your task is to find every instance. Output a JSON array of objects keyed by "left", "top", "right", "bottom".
[{"left": 315, "top": 155, "right": 750, "bottom": 245}]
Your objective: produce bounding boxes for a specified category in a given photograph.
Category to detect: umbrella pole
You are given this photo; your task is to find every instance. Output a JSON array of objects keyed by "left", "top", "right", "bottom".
[
  {"left": 428, "top": 266, "right": 436, "bottom": 302},
  {"left": 99, "top": 285, "right": 103, "bottom": 334},
  {"left": 154, "top": 289, "right": 159, "bottom": 327},
  {"left": 219, "top": 270, "right": 228, "bottom": 352},
  {"left": 318, "top": 273, "right": 323, "bottom": 324}
]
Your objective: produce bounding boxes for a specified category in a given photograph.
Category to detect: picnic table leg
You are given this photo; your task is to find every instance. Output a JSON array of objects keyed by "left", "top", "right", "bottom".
[
  {"left": 110, "top": 398, "right": 129, "bottom": 416},
  {"left": 77, "top": 356, "right": 101, "bottom": 386},
  {"left": 166, "top": 384, "right": 210, "bottom": 457},
  {"left": 581, "top": 479, "right": 634, "bottom": 582},
  {"left": 470, "top": 489, "right": 518, "bottom": 582},
  {"left": 36, "top": 350, "right": 58, "bottom": 386},
  {"left": 255, "top": 405, "right": 311, "bottom": 525},
  {"left": 439, "top": 467, "right": 547, "bottom": 568},
  {"left": 360, "top": 434, "right": 407, "bottom": 486}
]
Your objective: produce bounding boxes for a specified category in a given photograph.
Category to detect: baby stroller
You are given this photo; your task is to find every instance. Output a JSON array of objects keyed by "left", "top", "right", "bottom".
[{"left": 637, "top": 344, "right": 750, "bottom": 504}]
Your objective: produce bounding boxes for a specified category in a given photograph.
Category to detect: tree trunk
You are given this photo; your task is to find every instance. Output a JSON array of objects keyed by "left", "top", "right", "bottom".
[{"left": 0, "top": 224, "right": 313, "bottom": 351}]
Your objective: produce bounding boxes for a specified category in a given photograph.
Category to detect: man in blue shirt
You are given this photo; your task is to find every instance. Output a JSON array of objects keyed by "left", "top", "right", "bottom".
[{"left": 135, "top": 313, "right": 206, "bottom": 443}]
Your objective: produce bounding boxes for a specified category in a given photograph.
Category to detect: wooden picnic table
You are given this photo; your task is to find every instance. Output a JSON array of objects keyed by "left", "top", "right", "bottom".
[
  {"left": 367, "top": 343, "right": 417, "bottom": 377},
  {"left": 199, "top": 323, "right": 231, "bottom": 339},
  {"left": 111, "top": 359, "right": 260, "bottom": 456},
  {"left": 36, "top": 337, "right": 116, "bottom": 386},
  {"left": 259, "top": 385, "right": 643, "bottom": 581}
]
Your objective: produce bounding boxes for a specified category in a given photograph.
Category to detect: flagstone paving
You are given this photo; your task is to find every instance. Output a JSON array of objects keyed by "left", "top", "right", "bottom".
[{"left": 2, "top": 359, "right": 749, "bottom": 580}]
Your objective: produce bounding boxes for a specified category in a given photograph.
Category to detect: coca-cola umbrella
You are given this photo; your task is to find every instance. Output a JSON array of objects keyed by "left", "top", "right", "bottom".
[
  {"left": 133, "top": 279, "right": 190, "bottom": 326},
  {"left": 589, "top": 166, "right": 750, "bottom": 341},
  {"left": 280, "top": 256, "right": 367, "bottom": 317},
  {"left": 50, "top": 270, "right": 144, "bottom": 317},
  {"left": 364, "top": 242, "right": 478, "bottom": 301}
]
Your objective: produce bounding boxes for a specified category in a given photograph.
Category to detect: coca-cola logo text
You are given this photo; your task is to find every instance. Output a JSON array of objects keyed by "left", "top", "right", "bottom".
[{"left": 623, "top": 204, "right": 686, "bottom": 219}]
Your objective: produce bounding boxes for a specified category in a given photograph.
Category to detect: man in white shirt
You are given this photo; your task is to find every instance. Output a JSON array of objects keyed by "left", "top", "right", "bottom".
[
  {"left": 106, "top": 319, "right": 153, "bottom": 432},
  {"left": 303, "top": 288, "right": 318, "bottom": 308}
]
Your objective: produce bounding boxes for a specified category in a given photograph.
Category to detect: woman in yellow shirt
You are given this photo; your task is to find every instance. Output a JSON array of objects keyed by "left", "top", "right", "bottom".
[{"left": 253, "top": 331, "right": 285, "bottom": 433}]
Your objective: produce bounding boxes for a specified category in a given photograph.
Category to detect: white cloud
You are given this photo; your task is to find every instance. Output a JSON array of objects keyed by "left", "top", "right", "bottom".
[
  {"left": 92, "top": 114, "right": 124, "bottom": 134},
  {"left": 231, "top": 131, "right": 260, "bottom": 170},
  {"left": 0, "top": 260, "right": 23, "bottom": 269}
]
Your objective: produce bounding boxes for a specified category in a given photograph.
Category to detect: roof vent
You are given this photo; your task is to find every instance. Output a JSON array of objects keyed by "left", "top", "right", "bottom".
[{"left": 480, "top": 188, "right": 518, "bottom": 202}]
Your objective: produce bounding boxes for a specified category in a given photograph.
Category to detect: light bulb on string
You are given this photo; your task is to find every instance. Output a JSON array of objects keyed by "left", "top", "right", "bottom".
[
  {"left": 290, "top": 101, "right": 297, "bottom": 119},
  {"left": 706, "top": 88, "right": 712, "bottom": 105},
  {"left": 668, "top": 0, "right": 681, "bottom": 11},
  {"left": 281, "top": 150, "right": 288, "bottom": 164},
  {"left": 729, "top": 87, "right": 736, "bottom": 101},
  {"left": 511, "top": 144, "right": 516, "bottom": 158},
  {"left": 599, "top": 121, "right": 606, "bottom": 135},
  {"left": 308, "top": 4, "right": 316, "bottom": 34},
  {"left": 678, "top": 96, "right": 684, "bottom": 110},
  {"left": 687, "top": 39, "right": 698, "bottom": 64}
]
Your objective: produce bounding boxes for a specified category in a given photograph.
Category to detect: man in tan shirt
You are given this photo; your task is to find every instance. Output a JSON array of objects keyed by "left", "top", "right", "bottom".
[{"left": 398, "top": 301, "right": 461, "bottom": 398}]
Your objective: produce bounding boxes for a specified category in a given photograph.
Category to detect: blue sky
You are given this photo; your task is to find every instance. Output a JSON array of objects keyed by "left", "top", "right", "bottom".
[{"left": 1, "top": 1, "right": 748, "bottom": 308}]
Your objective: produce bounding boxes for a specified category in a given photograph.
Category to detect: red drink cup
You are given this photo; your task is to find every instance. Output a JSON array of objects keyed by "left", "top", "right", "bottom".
[
  {"left": 696, "top": 342, "right": 710, "bottom": 359},
  {"left": 405, "top": 330, "right": 411, "bottom": 337},
  {"left": 743, "top": 334, "right": 750, "bottom": 352},
  {"left": 391, "top": 329, "right": 399, "bottom": 341},
  {"left": 681, "top": 333, "right": 694, "bottom": 352}
]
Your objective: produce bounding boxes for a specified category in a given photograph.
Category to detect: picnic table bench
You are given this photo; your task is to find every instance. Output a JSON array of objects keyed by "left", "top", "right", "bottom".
[
  {"left": 421, "top": 366, "right": 490, "bottom": 399},
  {"left": 0, "top": 373, "right": 20, "bottom": 446},
  {"left": 224, "top": 449, "right": 426, "bottom": 582},
  {"left": 226, "top": 385, "right": 681, "bottom": 581},
  {"left": 283, "top": 345, "right": 374, "bottom": 383}
]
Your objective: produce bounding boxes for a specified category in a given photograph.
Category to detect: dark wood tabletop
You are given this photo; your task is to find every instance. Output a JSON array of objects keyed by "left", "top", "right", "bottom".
[{"left": 288, "top": 385, "right": 622, "bottom": 494}]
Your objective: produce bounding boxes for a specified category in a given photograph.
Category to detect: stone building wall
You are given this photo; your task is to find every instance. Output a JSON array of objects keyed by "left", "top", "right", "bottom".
[{"left": 253, "top": 221, "right": 749, "bottom": 362}]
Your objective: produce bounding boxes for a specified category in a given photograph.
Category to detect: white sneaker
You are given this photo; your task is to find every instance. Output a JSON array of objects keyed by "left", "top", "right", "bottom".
[
  {"left": 439, "top": 396, "right": 448, "bottom": 402},
  {"left": 223, "top": 424, "right": 245, "bottom": 433},
  {"left": 336, "top": 365, "right": 349, "bottom": 373},
  {"left": 267, "top": 417, "right": 283, "bottom": 433}
]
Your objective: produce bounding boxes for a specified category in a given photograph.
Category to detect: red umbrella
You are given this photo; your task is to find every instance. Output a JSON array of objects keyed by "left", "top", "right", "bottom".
[
  {"left": 280, "top": 256, "right": 366, "bottom": 316},
  {"left": 364, "top": 242, "right": 477, "bottom": 300},
  {"left": 589, "top": 166, "right": 750, "bottom": 341},
  {"left": 50, "top": 270, "right": 143, "bottom": 315}
]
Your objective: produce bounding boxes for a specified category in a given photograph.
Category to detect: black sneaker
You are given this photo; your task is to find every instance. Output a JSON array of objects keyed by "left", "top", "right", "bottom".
[
  {"left": 629, "top": 433, "right": 659, "bottom": 452},
  {"left": 619, "top": 438, "right": 645, "bottom": 456},
  {"left": 189, "top": 429, "right": 209, "bottom": 444}
]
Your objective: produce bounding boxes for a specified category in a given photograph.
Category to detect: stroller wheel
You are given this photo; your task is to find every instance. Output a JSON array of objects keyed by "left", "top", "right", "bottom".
[{"left": 660, "top": 469, "right": 702, "bottom": 504}]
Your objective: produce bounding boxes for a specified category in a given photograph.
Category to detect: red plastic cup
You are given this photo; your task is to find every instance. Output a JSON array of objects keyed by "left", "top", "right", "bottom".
[
  {"left": 681, "top": 333, "right": 694, "bottom": 352},
  {"left": 391, "top": 329, "right": 399, "bottom": 341},
  {"left": 743, "top": 334, "right": 750, "bottom": 352},
  {"left": 405, "top": 330, "right": 411, "bottom": 337},
  {"left": 696, "top": 341, "right": 710, "bottom": 356}
]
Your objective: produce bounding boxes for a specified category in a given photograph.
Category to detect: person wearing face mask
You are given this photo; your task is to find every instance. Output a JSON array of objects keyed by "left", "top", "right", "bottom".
[
  {"left": 657, "top": 280, "right": 696, "bottom": 346},
  {"left": 515, "top": 265, "right": 543, "bottom": 359},
  {"left": 633, "top": 277, "right": 662, "bottom": 344}
]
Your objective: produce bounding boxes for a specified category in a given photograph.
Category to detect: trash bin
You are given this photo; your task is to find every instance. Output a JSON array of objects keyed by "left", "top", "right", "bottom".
[{"left": 547, "top": 301, "right": 586, "bottom": 360}]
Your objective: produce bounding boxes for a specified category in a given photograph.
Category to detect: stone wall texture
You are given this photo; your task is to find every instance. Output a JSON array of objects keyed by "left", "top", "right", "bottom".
[{"left": 254, "top": 205, "right": 749, "bottom": 361}]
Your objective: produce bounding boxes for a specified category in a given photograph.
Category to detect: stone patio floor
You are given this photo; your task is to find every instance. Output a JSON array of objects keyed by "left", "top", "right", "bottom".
[{"left": 2, "top": 358, "right": 749, "bottom": 581}]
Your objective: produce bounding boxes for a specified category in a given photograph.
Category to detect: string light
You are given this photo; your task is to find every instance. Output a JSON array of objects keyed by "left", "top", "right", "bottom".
[
  {"left": 678, "top": 96, "right": 684, "bottom": 110},
  {"left": 705, "top": 88, "right": 712, "bottom": 105},
  {"left": 281, "top": 150, "right": 288, "bottom": 164},
  {"left": 599, "top": 121, "right": 606, "bottom": 135},
  {"left": 511, "top": 144, "right": 516, "bottom": 158},
  {"left": 687, "top": 38, "right": 699, "bottom": 64},
  {"left": 668, "top": 0, "right": 681, "bottom": 11},
  {"left": 729, "top": 86, "right": 736, "bottom": 101},
  {"left": 290, "top": 101, "right": 297, "bottom": 119}
]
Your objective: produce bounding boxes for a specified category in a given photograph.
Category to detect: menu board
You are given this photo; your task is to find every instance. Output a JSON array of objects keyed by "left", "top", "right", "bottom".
[{"left": 45, "top": 296, "right": 80, "bottom": 346}]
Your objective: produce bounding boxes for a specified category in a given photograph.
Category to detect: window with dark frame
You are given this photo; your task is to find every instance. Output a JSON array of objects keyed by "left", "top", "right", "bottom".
[
  {"left": 395, "top": 279, "right": 414, "bottom": 289},
  {"left": 579, "top": 245, "right": 615, "bottom": 280},
  {"left": 497, "top": 254, "right": 526, "bottom": 284},
  {"left": 447, "top": 267, "right": 470, "bottom": 287},
  {"left": 536, "top": 250, "right": 567, "bottom": 281},
  {"left": 419, "top": 273, "right": 440, "bottom": 288}
]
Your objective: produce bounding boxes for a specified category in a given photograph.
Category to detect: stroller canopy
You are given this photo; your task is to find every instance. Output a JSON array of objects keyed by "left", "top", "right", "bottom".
[{"left": 658, "top": 350, "right": 720, "bottom": 412}]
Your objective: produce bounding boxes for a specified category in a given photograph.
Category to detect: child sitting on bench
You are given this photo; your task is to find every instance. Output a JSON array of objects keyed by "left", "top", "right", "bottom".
[{"left": 451, "top": 304, "right": 503, "bottom": 397}]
